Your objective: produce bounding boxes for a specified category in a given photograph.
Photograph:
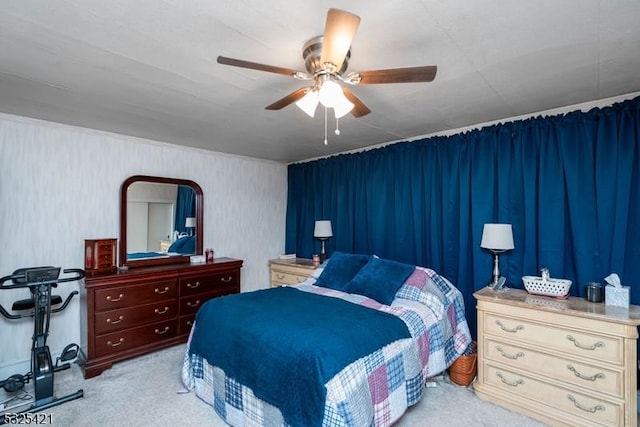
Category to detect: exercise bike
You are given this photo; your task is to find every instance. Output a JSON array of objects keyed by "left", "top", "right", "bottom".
[{"left": 0, "top": 266, "right": 85, "bottom": 419}]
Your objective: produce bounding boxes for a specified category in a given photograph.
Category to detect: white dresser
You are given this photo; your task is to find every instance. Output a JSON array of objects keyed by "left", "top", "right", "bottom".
[{"left": 474, "top": 287, "right": 640, "bottom": 426}]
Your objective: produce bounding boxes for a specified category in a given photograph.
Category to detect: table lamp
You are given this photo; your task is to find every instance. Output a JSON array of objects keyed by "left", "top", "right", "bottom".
[
  {"left": 314, "top": 220, "right": 333, "bottom": 262},
  {"left": 480, "top": 223, "right": 514, "bottom": 289},
  {"left": 185, "top": 217, "right": 196, "bottom": 236}
]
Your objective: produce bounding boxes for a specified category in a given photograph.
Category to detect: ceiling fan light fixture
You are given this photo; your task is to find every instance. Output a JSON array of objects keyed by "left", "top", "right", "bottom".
[
  {"left": 333, "top": 95, "right": 354, "bottom": 119},
  {"left": 318, "top": 80, "right": 344, "bottom": 108},
  {"left": 295, "top": 90, "right": 319, "bottom": 117}
]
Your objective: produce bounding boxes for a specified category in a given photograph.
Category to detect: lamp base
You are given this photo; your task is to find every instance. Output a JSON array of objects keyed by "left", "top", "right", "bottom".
[{"left": 319, "top": 240, "right": 327, "bottom": 262}]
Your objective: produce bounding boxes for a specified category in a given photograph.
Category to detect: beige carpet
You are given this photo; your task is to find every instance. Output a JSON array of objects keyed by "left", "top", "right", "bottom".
[{"left": 3, "top": 344, "right": 545, "bottom": 426}]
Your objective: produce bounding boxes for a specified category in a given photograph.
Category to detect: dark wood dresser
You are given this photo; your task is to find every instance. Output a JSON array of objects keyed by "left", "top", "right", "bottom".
[{"left": 80, "top": 257, "right": 243, "bottom": 378}]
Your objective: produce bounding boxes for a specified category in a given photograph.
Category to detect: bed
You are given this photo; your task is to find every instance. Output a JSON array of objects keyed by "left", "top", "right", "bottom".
[
  {"left": 181, "top": 252, "right": 472, "bottom": 427},
  {"left": 127, "top": 235, "right": 197, "bottom": 259}
]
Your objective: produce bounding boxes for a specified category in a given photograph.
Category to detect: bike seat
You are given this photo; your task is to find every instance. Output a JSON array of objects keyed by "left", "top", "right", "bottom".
[{"left": 12, "top": 295, "right": 63, "bottom": 311}]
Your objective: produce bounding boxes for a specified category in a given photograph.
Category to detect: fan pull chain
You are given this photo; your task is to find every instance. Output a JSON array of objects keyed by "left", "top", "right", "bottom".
[
  {"left": 335, "top": 117, "right": 341, "bottom": 135},
  {"left": 324, "top": 106, "right": 328, "bottom": 145}
]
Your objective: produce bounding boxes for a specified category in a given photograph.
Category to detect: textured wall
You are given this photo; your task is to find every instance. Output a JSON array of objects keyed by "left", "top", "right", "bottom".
[{"left": 0, "top": 113, "right": 287, "bottom": 375}]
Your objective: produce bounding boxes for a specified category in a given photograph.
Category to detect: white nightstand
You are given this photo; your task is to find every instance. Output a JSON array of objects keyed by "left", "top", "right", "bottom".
[
  {"left": 474, "top": 287, "right": 640, "bottom": 426},
  {"left": 268, "top": 258, "right": 317, "bottom": 287}
]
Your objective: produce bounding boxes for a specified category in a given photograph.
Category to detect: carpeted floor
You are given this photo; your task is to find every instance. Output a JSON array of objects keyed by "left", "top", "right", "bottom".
[{"left": 2, "top": 344, "right": 546, "bottom": 426}]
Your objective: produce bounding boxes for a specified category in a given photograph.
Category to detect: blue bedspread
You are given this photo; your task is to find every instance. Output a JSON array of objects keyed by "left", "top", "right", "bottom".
[{"left": 189, "top": 286, "right": 411, "bottom": 427}]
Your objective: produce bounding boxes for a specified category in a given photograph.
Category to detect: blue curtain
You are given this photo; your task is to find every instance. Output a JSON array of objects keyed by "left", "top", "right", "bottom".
[
  {"left": 286, "top": 96, "right": 640, "bottom": 338},
  {"left": 175, "top": 186, "right": 196, "bottom": 233}
]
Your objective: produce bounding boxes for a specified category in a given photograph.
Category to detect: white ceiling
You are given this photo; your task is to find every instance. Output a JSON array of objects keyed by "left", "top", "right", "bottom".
[{"left": 1, "top": 1, "right": 639, "bottom": 163}]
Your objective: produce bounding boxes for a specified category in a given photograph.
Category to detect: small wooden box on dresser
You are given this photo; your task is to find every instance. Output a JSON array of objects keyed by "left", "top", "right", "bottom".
[
  {"left": 474, "top": 287, "right": 640, "bottom": 427},
  {"left": 80, "top": 257, "right": 243, "bottom": 378},
  {"left": 269, "top": 258, "right": 316, "bottom": 287}
]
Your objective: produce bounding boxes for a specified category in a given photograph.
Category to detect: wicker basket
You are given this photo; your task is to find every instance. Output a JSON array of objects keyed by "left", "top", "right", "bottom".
[
  {"left": 522, "top": 276, "right": 572, "bottom": 298},
  {"left": 449, "top": 341, "right": 477, "bottom": 387}
]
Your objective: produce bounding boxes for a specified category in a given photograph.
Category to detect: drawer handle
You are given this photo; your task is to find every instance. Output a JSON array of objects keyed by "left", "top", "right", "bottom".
[
  {"left": 187, "top": 299, "right": 201, "bottom": 308},
  {"left": 567, "top": 394, "right": 605, "bottom": 413},
  {"left": 107, "top": 338, "right": 124, "bottom": 347},
  {"left": 566, "top": 335, "right": 605, "bottom": 351},
  {"left": 566, "top": 365, "right": 605, "bottom": 382},
  {"left": 496, "top": 372, "right": 523, "bottom": 387},
  {"left": 276, "top": 273, "right": 286, "bottom": 280},
  {"left": 495, "top": 320, "right": 524, "bottom": 333},
  {"left": 106, "top": 316, "right": 124, "bottom": 324},
  {"left": 155, "top": 286, "right": 170, "bottom": 294},
  {"left": 221, "top": 276, "right": 233, "bottom": 283},
  {"left": 186, "top": 320, "right": 193, "bottom": 327},
  {"left": 154, "top": 326, "right": 170, "bottom": 335},
  {"left": 187, "top": 281, "right": 200, "bottom": 289},
  {"left": 496, "top": 346, "right": 524, "bottom": 360},
  {"left": 106, "top": 293, "right": 124, "bottom": 302},
  {"left": 155, "top": 306, "right": 169, "bottom": 315}
]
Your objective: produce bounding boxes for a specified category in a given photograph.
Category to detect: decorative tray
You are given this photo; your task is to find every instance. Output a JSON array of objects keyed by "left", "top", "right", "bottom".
[{"left": 522, "top": 276, "right": 572, "bottom": 298}]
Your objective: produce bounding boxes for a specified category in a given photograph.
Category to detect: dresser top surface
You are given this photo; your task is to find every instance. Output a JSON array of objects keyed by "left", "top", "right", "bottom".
[
  {"left": 85, "top": 257, "right": 243, "bottom": 283},
  {"left": 474, "top": 287, "right": 640, "bottom": 326},
  {"left": 269, "top": 258, "right": 315, "bottom": 268}
]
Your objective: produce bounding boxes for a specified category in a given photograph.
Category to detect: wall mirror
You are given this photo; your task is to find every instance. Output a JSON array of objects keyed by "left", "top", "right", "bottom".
[{"left": 119, "top": 175, "right": 203, "bottom": 268}]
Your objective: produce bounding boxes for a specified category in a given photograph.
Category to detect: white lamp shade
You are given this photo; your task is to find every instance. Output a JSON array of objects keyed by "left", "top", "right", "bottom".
[
  {"left": 314, "top": 220, "right": 333, "bottom": 238},
  {"left": 333, "top": 94, "right": 354, "bottom": 119},
  {"left": 295, "top": 90, "right": 319, "bottom": 117},
  {"left": 185, "top": 217, "right": 196, "bottom": 228},
  {"left": 480, "top": 223, "right": 514, "bottom": 250},
  {"left": 318, "top": 80, "right": 343, "bottom": 108}
]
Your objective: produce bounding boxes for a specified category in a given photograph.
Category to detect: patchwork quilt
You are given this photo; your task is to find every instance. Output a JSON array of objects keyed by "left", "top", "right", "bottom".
[{"left": 182, "top": 266, "right": 471, "bottom": 427}]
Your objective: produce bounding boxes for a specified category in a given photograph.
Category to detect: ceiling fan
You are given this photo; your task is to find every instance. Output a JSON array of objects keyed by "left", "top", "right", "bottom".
[{"left": 217, "top": 8, "right": 437, "bottom": 120}]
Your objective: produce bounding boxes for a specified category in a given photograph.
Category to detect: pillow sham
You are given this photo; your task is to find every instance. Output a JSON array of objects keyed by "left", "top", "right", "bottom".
[
  {"left": 344, "top": 257, "right": 415, "bottom": 305},
  {"left": 314, "top": 252, "right": 370, "bottom": 291}
]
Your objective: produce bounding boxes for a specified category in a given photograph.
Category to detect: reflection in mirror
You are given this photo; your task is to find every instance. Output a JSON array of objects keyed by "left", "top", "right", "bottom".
[{"left": 120, "top": 175, "right": 203, "bottom": 268}]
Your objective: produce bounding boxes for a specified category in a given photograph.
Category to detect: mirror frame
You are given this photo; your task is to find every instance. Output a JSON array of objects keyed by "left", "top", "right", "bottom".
[{"left": 119, "top": 175, "right": 203, "bottom": 268}]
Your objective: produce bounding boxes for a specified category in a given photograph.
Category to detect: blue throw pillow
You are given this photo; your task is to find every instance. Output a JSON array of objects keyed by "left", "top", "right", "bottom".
[
  {"left": 168, "top": 236, "right": 190, "bottom": 253},
  {"left": 179, "top": 236, "right": 196, "bottom": 254},
  {"left": 314, "top": 252, "right": 370, "bottom": 291},
  {"left": 344, "top": 257, "right": 415, "bottom": 305}
]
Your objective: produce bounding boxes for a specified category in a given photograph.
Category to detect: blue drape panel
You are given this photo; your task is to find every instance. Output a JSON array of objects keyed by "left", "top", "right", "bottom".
[
  {"left": 286, "top": 96, "right": 640, "bottom": 338},
  {"left": 174, "top": 185, "right": 196, "bottom": 233}
]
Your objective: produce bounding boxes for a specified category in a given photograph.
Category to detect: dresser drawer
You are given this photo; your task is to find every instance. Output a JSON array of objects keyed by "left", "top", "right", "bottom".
[
  {"left": 179, "top": 315, "right": 195, "bottom": 336},
  {"left": 94, "top": 319, "right": 178, "bottom": 357},
  {"left": 95, "top": 279, "right": 177, "bottom": 311},
  {"left": 483, "top": 362, "right": 623, "bottom": 426},
  {"left": 483, "top": 312, "right": 623, "bottom": 365},
  {"left": 94, "top": 300, "right": 178, "bottom": 334},
  {"left": 270, "top": 270, "right": 309, "bottom": 286},
  {"left": 179, "top": 271, "right": 239, "bottom": 296},
  {"left": 180, "top": 289, "right": 236, "bottom": 316},
  {"left": 483, "top": 337, "right": 623, "bottom": 398}
]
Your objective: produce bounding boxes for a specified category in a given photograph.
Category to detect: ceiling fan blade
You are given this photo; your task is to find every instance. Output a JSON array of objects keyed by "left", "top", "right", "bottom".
[
  {"left": 217, "top": 56, "right": 305, "bottom": 78},
  {"left": 265, "top": 87, "right": 309, "bottom": 110},
  {"left": 356, "top": 66, "right": 437, "bottom": 84},
  {"left": 342, "top": 87, "right": 371, "bottom": 118},
  {"left": 320, "top": 9, "right": 360, "bottom": 72}
]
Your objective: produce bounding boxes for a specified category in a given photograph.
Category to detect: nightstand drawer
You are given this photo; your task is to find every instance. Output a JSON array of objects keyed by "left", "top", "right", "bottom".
[
  {"left": 269, "top": 258, "right": 316, "bottom": 287},
  {"left": 483, "top": 363, "right": 623, "bottom": 426},
  {"left": 483, "top": 337, "right": 623, "bottom": 398},
  {"left": 270, "top": 270, "right": 309, "bottom": 286},
  {"left": 483, "top": 312, "right": 623, "bottom": 365}
]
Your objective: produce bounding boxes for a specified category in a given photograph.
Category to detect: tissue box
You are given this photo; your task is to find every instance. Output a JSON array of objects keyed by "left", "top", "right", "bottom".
[
  {"left": 605, "top": 285, "right": 630, "bottom": 307},
  {"left": 190, "top": 255, "right": 206, "bottom": 264}
]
